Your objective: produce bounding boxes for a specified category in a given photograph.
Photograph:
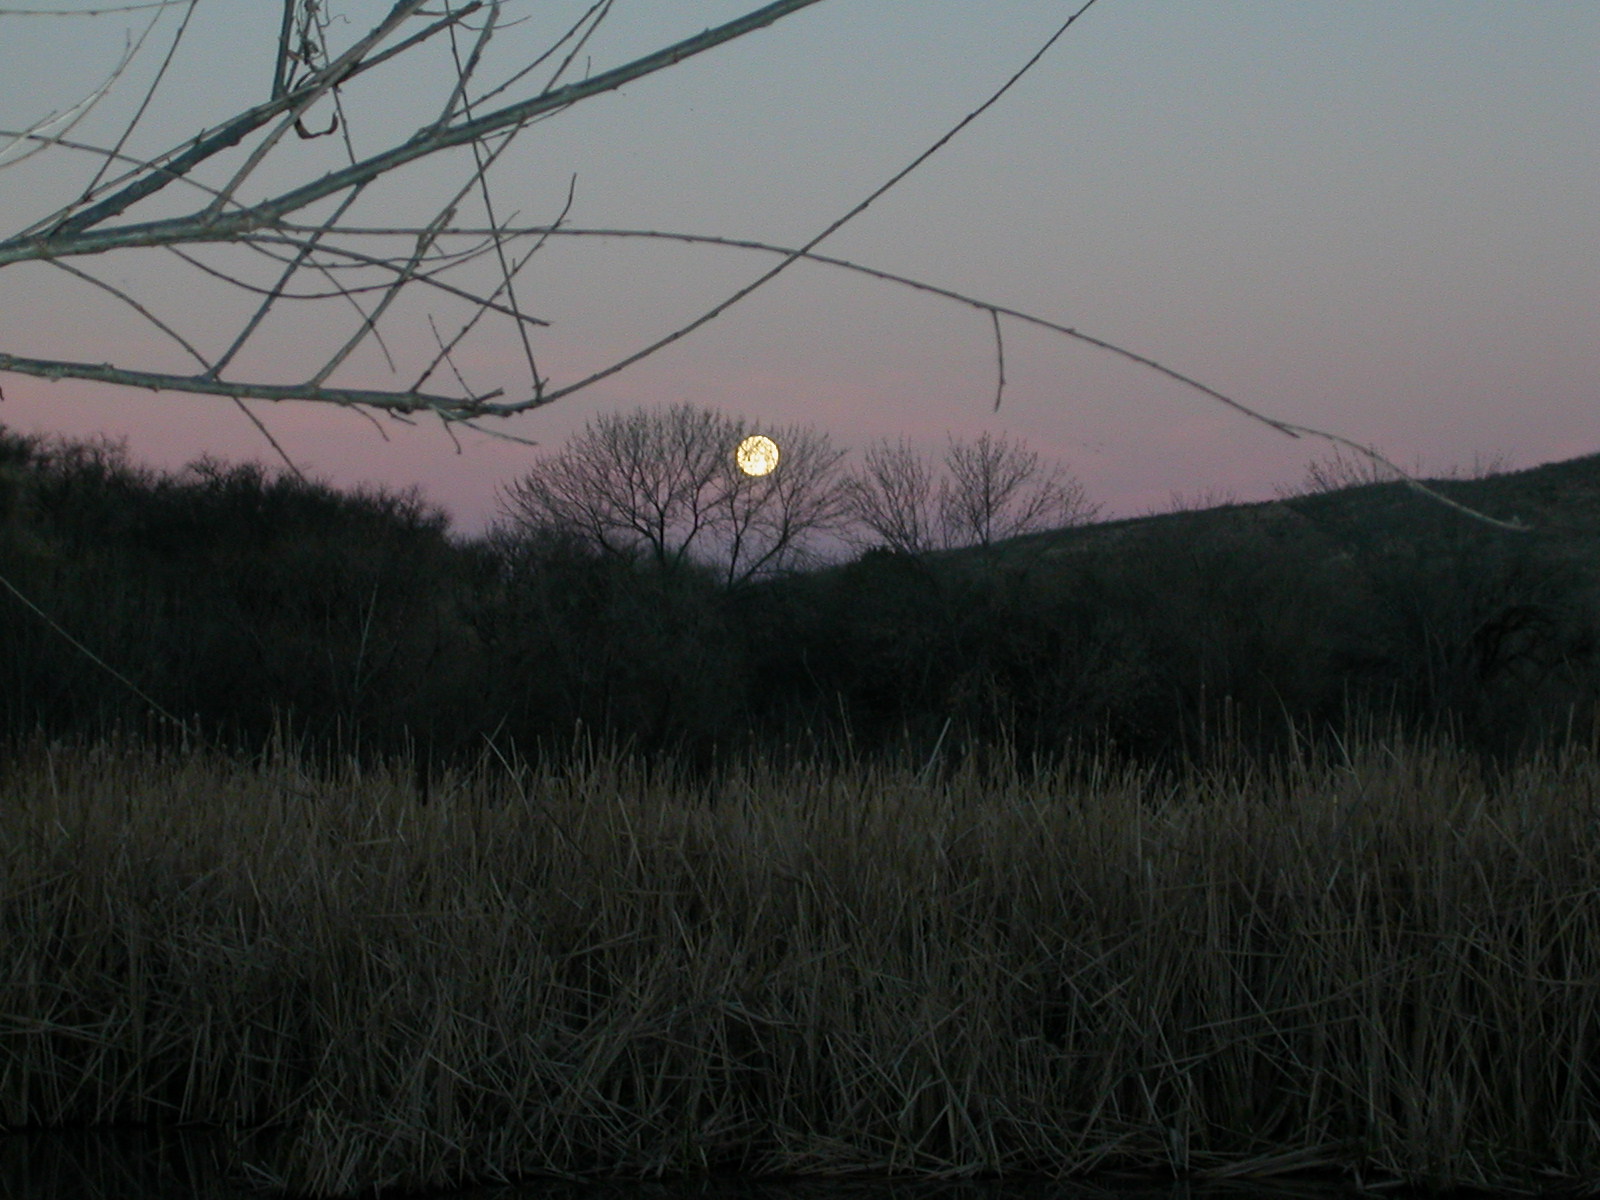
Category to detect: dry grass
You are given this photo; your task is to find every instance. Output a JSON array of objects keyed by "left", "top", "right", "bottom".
[{"left": 3, "top": 728, "right": 1600, "bottom": 1198}]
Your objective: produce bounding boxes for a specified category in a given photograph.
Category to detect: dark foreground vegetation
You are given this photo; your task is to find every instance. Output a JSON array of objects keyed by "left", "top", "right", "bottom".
[
  {"left": 1, "top": 423, "right": 1598, "bottom": 776},
  {"left": 4, "top": 729, "right": 1600, "bottom": 1197},
  {"left": 4, "top": 427, "right": 1600, "bottom": 1196}
]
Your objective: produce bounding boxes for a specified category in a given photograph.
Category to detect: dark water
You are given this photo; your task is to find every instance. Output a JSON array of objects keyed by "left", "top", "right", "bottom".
[{"left": 0, "top": 1127, "right": 1555, "bottom": 1200}]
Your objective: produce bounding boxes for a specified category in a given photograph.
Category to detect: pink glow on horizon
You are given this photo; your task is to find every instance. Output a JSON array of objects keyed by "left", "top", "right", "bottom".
[{"left": 2, "top": 3, "right": 1595, "bottom": 539}]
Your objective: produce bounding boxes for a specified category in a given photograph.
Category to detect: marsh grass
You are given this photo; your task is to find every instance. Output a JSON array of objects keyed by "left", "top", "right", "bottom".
[{"left": 3, "top": 726, "right": 1600, "bottom": 1198}]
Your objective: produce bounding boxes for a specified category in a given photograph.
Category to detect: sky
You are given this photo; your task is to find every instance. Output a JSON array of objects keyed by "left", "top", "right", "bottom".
[{"left": 2, "top": 0, "right": 1596, "bottom": 541}]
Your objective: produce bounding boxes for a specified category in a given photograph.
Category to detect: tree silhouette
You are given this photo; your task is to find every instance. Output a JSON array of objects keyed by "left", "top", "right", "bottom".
[
  {"left": 847, "top": 432, "right": 1098, "bottom": 555},
  {"left": 498, "top": 403, "right": 849, "bottom": 587}
]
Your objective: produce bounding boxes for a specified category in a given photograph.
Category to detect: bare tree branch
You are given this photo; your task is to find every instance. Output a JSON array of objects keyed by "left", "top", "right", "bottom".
[
  {"left": 0, "top": 27, "right": 140, "bottom": 171},
  {"left": 0, "top": 0, "right": 842, "bottom": 449},
  {"left": 941, "top": 431, "right": 1098, "bottom": 549},
  {"left": 0, "top": 3, "right": 189, "bottom": 15},
  {"left": 846, "top": 439, "right": 940, "bottom": 556},
  {"left": 13, "top": 2, "right": 436, "bottom": 243},
  {"left": 0, "top": 352, "right": 483, "bottom": 412},
  {"left": 848, "top": 434, "right": 1098, "bottom": 556},
  {"left": 76, "top": 0, "right": 197, "bottom": 203},
  {"left": 477, "top": 225, "right": 1532, "bottom": 532},
  {"left": 0, "top": 3, "right": 1527, "bottom": 535},
  {"left": 0, "top": 0, "right": 829, "bottom": 264},
  {"left": 990, "top": 309, "right": 1006, "bottom": 413},
  {"left": 516, "top": 0, "right": 1101, "bottom": 411}
]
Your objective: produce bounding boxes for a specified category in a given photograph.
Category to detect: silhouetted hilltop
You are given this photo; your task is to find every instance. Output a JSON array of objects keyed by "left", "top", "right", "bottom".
[
  {"left": 761, "top": 450, "right": 1600, "bottom": 768},
  {"left": 943, "top": 448, "right": 1600, "bottom": 574}
]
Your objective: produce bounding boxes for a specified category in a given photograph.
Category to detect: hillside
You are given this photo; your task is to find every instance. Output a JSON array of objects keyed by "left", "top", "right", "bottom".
[
  {"left": 749, "top": 451, "right": 1600, "bottom": 767},
  {"left": 966, "top": 449, "right": 1600, "bottom": 574}
]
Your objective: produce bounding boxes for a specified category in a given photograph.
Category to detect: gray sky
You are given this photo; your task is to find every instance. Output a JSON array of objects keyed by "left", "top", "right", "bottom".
[{"left": 3, "top": 1, "right": 1596, "bottom": 536}]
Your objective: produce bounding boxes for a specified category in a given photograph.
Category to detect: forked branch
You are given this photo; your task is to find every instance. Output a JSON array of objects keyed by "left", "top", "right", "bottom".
[{"left": 0, "top": 1, "right": 1527, "bottom": 532}]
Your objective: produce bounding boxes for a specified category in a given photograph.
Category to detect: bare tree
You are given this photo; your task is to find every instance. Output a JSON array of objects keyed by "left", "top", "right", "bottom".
[
  {"left": 498, "top": 403, "right": 848, "bottom": 587},
  {"left": 715, "top": 422, "right": 852, "bottom": 586},
  {"left": 941, "top": 431, "right": 1099, "bottom": 549},
  {"left": 499, "top": 405, "right": 727, "bottom": 574},
  {"left": 845, "top": 438, "right": 940, "bottom": 555},
  {"left": 847, "top": 432, "right": 1098, "bottom": 555}
]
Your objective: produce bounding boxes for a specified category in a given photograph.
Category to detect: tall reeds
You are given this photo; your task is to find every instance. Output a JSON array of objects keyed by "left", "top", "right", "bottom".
[{"left": 3, "top": 727, "right": 1599, "bottom": 1198}]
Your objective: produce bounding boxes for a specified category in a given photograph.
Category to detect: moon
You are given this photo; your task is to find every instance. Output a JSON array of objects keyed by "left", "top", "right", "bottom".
[{"left": 735, "top": 434, "right": 780, "bottom": 477}]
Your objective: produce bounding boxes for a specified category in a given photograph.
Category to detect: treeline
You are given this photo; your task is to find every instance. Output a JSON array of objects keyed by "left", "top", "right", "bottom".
[{"left": 2, "top": 423, "right": 1597, "bottom": 777}]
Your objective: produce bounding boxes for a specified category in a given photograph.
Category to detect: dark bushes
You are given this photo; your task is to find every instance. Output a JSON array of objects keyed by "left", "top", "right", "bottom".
[
  {"left": 0, "top": 431, "right": 472, "bottom": 765},
  {"left": 1, "top": 423, "right": 1595, "bottom": 775}
]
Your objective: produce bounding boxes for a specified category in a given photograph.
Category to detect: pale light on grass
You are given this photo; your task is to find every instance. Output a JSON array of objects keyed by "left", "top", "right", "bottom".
[{"left": 3, "top": 729, "right": 1600, "bottom": 1196}]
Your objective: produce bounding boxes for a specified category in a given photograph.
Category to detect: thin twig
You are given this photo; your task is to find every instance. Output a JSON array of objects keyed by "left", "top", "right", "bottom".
[
  {"left": 541, "top": 0, "right": 614, "bottom": 95},
  {"left": 46, "top": 257, "right": 209, "bottom": 367},
  {"left": 228, "top": 396, "right": 308, "bottom": 482},
  {"left": 0, "top": 0, "right": 831, "bottom": 265},
  {"left": 168, "top": 236, "right": 548, "bottom": 328},
  {"left": 207, "top": 186, "right": 371, "bottom": 378},
  {"left": 0, "top": 2, "right": 188, "bottom": 14},
  {"left": 75, "top": 0, "right": 196, "bottom": 202},
  {"left": 309, "top": 205, "right": 453, "bottom": 388},
  {"left": 439, "top": 0, "right": 615, "bottom": 128},
  {"left": 271, "top": 222, "right": 1531, "bottom": 531},
  {"left": 990, "top": 309, "right": 1006, "bottom": 413},
  {"left": 0, "top": 352, "right": 493, "bottom": 414},
  {"left": 427, "top": 312, "right": 477, "bottom": 407},
  {"left": 0, "top": 567, "right": 189, "bottom": 732},
  {"left": 524, "top": 0, "right": 1102, "bottom": 409},
  {"left": 0, "top": 34, "right": 136, "bottom": 171}
]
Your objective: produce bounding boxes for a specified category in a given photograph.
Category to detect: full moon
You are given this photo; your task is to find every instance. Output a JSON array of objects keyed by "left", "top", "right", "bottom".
[{"left": 735, "top": 434, "right": 780, "bottom": 477}]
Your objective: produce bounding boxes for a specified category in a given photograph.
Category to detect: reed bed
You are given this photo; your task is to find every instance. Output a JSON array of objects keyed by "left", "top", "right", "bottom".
[{"left": 3, "top": 728, "right": 1600, "bottom": 1198}]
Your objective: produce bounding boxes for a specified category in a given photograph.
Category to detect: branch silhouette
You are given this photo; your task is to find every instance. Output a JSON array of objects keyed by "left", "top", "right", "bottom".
[{"left": 0, "top": 1, "right": 1527, "bottom": 533}]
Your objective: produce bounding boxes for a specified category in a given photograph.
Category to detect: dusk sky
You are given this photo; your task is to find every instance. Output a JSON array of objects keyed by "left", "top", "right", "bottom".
[{"left": 2, "top": 1, "right": 1596, "bottom": 540}]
